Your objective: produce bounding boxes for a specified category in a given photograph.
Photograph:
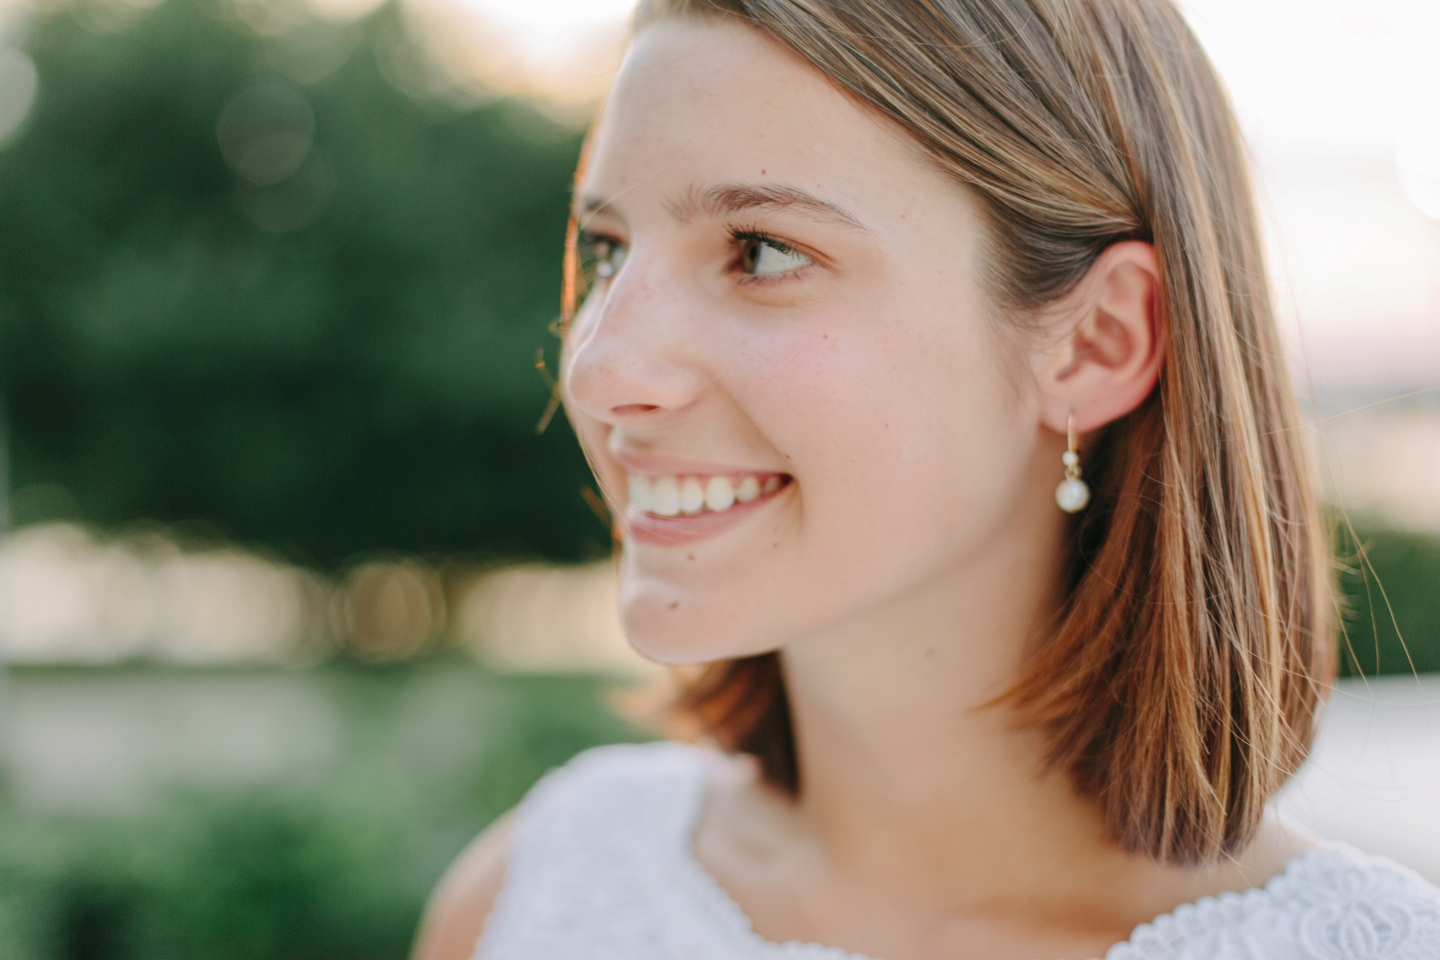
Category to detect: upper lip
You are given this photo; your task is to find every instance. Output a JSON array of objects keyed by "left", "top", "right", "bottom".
[{"left": 609, "top": 448, "right": 788, "bottom": 478}]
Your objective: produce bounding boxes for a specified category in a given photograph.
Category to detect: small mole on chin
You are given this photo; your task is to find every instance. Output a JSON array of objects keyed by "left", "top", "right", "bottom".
[
  {"left": 686, "top": 554, "right": 695, "bottom": 561},
  {"left": 668, "top": 601, "right": 679, "bottom": 610}
]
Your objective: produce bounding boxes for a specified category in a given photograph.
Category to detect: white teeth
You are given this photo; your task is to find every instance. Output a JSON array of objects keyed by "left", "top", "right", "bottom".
[
  {"left": 628, "top": 474, "right": 653, "bottom": 513},
  {"left": 705, "top": 476, "right": 735, "bottom": 512},
  {"left": 628, "top": 472, "right": 782, "bottom": 516},
  {"left": 650, "top": 476, "right": 681, "bottom": 516},
  {"left": 680, "top": 477, "right": 706, "bottom": 514}
]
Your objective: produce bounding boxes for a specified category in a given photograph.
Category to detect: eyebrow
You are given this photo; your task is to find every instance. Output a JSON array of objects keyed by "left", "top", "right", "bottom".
[{"left": 576, "top": 182, "right": 870, "bottom": 232}]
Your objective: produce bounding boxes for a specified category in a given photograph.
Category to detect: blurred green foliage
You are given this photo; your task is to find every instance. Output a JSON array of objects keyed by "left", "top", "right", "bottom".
[
  {"left": 0, "top": 661, "right": 650, "bottom": 960},
  {"left": 1335, "top": 525, "right": 1440, "bottom": 677},
  {"left": 0, "top": 0, "right": 605, "bottom": 565}
]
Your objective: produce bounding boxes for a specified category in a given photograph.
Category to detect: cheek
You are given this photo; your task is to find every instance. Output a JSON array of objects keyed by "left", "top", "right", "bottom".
[
  {"left": 624, "top": 315, "right": 1031, "bottom": 662},
  {"left": 769, "top": 309, "right": 1026, "bottom": 519},
  {"left": 765, "top": 311, "right": 1039, "bottom": 601}
]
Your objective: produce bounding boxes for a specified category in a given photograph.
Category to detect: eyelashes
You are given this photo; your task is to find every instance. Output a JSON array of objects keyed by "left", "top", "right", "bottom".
[
  {"left": 725, "top": 225, "right": 816, "bottom": 284},
  {"left": 573, "top": 224, "right": 818, "bottom": 293}
]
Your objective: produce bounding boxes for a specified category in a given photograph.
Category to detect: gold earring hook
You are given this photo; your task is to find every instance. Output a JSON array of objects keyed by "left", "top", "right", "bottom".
[{"left": 1055, "top": 411, "right": 1090, "bottom": 513}]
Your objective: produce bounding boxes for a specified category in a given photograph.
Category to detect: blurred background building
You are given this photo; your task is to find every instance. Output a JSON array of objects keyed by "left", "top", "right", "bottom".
[{"left": 0, "top": 0, "right": 1436, "bottom": 956}]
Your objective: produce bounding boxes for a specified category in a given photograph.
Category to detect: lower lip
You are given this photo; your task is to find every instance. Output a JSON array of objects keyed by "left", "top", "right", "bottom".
[{"left": 624, "top": 483, "right": 790, "bottom": 547}]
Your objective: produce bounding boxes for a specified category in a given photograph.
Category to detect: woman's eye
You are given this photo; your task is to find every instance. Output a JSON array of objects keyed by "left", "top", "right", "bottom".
[
  {"left": 739, "top": 237, "right": 813, "bottom": 277},
  {"left": 596, "top": 243, "right": 628, "bottom": 278},
  {"left": 576, "top": 233, "right": 627, "bottom": 288}
]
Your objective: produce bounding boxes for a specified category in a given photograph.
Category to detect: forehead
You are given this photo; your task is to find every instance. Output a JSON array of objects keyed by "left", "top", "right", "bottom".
[{"left": 582, "top": 18, "right": 942, "bottom": 223}]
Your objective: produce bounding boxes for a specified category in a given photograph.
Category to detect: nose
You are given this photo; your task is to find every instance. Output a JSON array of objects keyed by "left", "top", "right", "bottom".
[{"left": 562, "top": 257, "right": 709, "bottom": 427}]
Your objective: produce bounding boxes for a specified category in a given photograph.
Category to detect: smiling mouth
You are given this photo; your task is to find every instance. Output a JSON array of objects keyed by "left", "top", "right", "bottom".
[{"left": 627, "top": 472, "right": 789, "bottom": 517}]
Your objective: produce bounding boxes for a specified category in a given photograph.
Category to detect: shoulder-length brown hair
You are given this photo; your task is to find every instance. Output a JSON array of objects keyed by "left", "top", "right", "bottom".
[{"left": 570, "top": 0, "right": 1334, "bottom": 866}]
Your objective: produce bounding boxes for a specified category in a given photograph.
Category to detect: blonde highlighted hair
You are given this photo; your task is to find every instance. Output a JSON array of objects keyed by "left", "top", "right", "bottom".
[{"left": 579, "top": 0, "right": 1335, "bottom": 866}]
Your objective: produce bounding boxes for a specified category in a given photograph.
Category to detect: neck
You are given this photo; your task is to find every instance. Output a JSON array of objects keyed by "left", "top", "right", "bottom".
[
  {"left": 769, "top": 518, "right": 1307, "bottom": 934},
  {"left": 778, "top": 489, "right": 1102, "bottom": 906}
]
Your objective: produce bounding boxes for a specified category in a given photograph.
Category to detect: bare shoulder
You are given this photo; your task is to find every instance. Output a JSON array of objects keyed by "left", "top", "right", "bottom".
[{"left": 410, "top": 812, "right": 516, "bottom": 960}]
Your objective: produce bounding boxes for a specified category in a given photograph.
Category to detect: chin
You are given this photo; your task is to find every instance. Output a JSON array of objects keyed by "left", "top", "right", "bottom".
[{"left": 619, "top": 580, "right": 785, "bottom": 666}]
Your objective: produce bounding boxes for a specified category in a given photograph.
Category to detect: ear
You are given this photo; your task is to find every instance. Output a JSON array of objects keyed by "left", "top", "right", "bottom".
[{"left": 1033, "top": 240, "right": 1164, "bottom": 434}]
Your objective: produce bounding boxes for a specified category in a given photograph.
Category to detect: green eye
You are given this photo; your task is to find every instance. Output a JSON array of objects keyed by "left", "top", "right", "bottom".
[
  {"left": 576, "top": 232, "right": 627, "bottom": 292},
  {"left": 739, "top": 236, "right": 812, "bottom": 277}
]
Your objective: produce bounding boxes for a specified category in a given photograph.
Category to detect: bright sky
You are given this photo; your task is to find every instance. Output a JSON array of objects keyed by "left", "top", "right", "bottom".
[
  {"left": 393, "top": 0, "right": 636, "bottom": 108},
  {"left": 1175, "top": 0, "right": 1440, "bottom": 393}
]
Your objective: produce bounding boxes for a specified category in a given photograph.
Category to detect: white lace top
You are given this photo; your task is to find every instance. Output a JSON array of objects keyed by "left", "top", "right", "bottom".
[{"left": 474, "top": 742, "right": 1440, "bottom": 960}]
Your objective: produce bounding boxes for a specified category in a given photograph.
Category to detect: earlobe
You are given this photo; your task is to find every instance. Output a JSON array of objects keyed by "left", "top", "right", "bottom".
[{"left": 1037, "top": 240, "right": 1164, "bottom": 434}]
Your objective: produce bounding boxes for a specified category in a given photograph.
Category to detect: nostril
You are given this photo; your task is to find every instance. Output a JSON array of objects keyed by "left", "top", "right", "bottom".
[{"left": 612, "top": 404, "right": 661, "bottom": 417}]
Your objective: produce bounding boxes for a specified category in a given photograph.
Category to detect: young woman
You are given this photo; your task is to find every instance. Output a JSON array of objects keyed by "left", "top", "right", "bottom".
[{"left": 415, "top": 0, "right": 1440, "bottom": 957}]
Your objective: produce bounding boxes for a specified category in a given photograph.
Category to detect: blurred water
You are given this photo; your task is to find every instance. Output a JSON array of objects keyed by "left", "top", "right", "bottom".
[
  {"left": 3, "top": 666, "right": 1437, "bottom": 884},
  {"left": 1, "top": 667, "right": 343, "bottom": 812},
  {"left": 1277, "top": 675, "right": 1440, "bottom": 884}
]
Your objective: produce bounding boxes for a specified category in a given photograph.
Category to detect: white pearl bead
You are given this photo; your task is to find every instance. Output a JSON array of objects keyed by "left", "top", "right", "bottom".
[
  {"left": 1055, "top": 477, "right": 1090, "bottom": 513},
  {"left": 1062, "top": 450, "right": 1079, "bottom": 467}
]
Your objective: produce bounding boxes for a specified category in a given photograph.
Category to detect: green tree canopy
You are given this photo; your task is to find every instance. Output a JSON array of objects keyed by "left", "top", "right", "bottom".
[{"left": 0, "top": 0, "right": 606, "bottom": 565}]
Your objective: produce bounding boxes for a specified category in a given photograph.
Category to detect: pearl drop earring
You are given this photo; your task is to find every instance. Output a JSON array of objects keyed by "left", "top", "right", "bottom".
[{"left": 1054, "top": 413, "right": 1090, "bottom": 513}]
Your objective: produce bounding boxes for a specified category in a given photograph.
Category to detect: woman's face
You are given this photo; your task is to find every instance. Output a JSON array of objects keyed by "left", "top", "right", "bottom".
[{"left": 562, "top": 18, "right": 1055, "bottom": 664}]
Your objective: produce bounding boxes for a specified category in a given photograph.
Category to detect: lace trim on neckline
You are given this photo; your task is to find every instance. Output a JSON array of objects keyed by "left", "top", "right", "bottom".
[
  {"left": 1099, "top": 846, "right": 1345, "bottom": 960},
  {"left": 665, "top": 749, "right": 1343, "bottom": 960}
]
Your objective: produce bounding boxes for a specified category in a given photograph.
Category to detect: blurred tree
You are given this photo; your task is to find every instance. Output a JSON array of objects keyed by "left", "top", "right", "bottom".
[
  {"left": 0, "top": 0, "right": 605, "bottom": 565},
  {"left": 1336, "top": 525, "right": 1440, "bottom": 677}
]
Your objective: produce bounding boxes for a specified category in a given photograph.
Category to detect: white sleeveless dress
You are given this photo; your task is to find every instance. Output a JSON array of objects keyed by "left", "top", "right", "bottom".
[{"left": 474, "top": 742, "right": 1440, "bottom": 960}]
